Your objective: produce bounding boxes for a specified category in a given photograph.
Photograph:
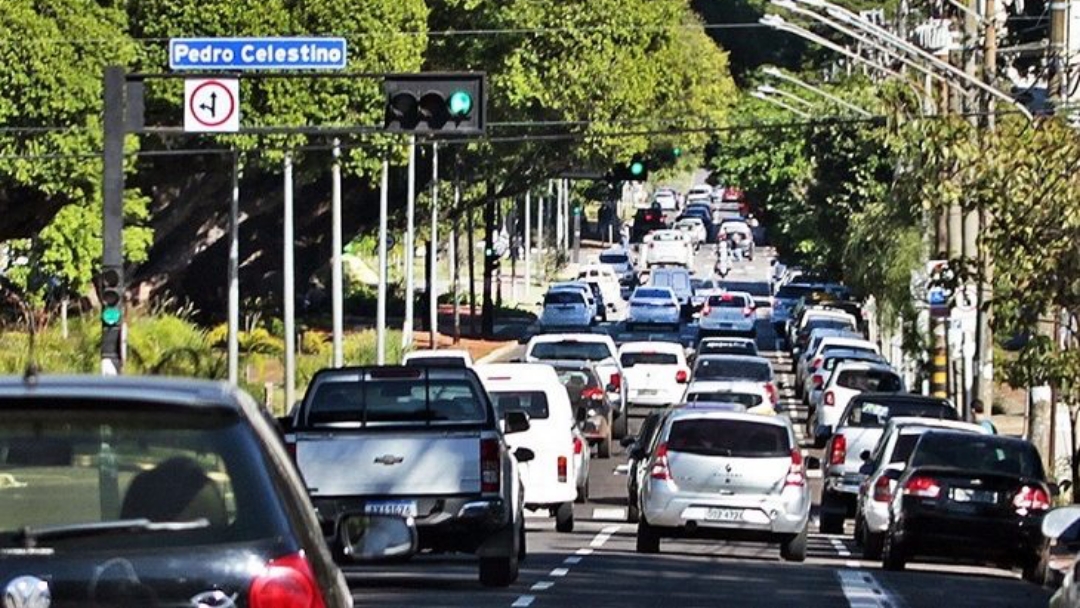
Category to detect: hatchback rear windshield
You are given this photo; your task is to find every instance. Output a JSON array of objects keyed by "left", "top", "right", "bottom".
[
  {"left": 843, "top": 400, "right": 957, "bottom": 427},
  {"left": 530, "top": 341, "right": 612, "bottom": 362},
  {"left": 685, "top": 392, "right": 763, "bottom": 407},
  {"left": 0, "top": 403, "right": 287, "bottom": 548},
  {"left": 599, "top": 253, "right": 628, "bottom": 264},
  {"left": 490, "top": 391, "right": 549, "bottom": 421},
  {"left": 694, "top": 358, "right": 772, "bottom": 382},
  {"left": 836, "top": 370, "right": 902, "bottom": 392},
  {"left": 307, "top": 378, "right": 486, "bottom": 426},
  {"left": 823, "top": 344, "right": 874, "bottom": 356},
  {"left": 707, "top": 294, "right": 749, "bottom": 308},
  {"left": 911, "top": 435, "right": 1045, "bottom": 479},
  {"left": 667, "top": 419, "right": 789, "bottom": 457},
  {"left": 634, "top": 289, "right": 672, "bottom": 300},
  {"left": 824, "top": 355, "right": 879, "bottom": 370},
  {"left": 544, "top": 291, "right": 584, "bottom": 306},
  {"left": 621, "top": 352, "right": 678, "bottom": 367}
]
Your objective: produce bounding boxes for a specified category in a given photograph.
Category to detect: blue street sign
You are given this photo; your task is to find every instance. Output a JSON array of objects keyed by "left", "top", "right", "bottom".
[
  {"left": 169, "top": 38, "right": 347, "bottom": 71},
  {"left": 928, "top": 287, "right": 948, "bottom": 306}
]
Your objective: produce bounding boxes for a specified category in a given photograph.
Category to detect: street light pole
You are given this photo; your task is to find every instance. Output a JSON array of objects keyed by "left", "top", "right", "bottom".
[
  {"left": 751, "top": 91, "right": 813, "bottom": 118},
  {"left": 757, "top": 84, "right": 817, "bottom": 109},
  {"left": 763, "top": 67, "right": 875, "bottom": 116}
]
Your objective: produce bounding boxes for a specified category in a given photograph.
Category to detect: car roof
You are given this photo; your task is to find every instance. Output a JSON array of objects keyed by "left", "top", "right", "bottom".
[
  {"left": 832, "top": 360, "right": 895, "bottom": 372},
  {"left": 917, "top": 429, "right": 1030, "bottom": 447},
  {"left": 405, "top": 348, "right": 472, "bottom": 360},
  {"left": 633, "top": 286, "right": 675, "bottom": 296},
  {"left": 0, "top": 375, "right": 244, "bottom": 410},
  {"left": 850, "top": 393, "right": 950, "bottom": 407},
  {"left": 887, "top": 417, "right": 987, "bottom": 435},
  {"left": 696, "top": 354, "right": 771, "bottom": 365},
  {"left": 527, "top": 333, "right": 615, "bottom": 345},
  {"left": 619, "top": 341, "right": 685, "bottom": 354},
  {"left": 676, "top": 401, "right": 749, "bottom": 413},
  {"left": 817, "top": 337, "right": 876, "bottom": 349},
  {"left": 476, "top": 363, "right": 560, "bottom": 387},
  {"left": 700, "top": 336, "right": 756, "bottom": 345},
  {"left": 666, "top": 408, "right": 790, "bottom": 428}
]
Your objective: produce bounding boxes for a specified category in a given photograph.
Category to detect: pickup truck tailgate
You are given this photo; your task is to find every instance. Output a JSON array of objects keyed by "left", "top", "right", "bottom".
[{"left": 295, "top": 430, "right": 482, "bottom": 496}]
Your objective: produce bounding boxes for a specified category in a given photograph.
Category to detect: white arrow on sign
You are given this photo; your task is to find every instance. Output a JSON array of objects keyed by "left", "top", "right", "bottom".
[{"left": 184, "top": 78, "right": 239, "bottom": 133}]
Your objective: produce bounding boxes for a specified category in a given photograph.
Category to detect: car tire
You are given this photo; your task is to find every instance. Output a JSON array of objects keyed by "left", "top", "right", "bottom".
[
  {"left": 627, "top": 499, "right": 640, "bottom": 523},
  {"left": 863, "top": 530, "right": 885, "bottom": 561},
  {"left": 881, "top": 530, "right": 907, "bottom": 572},
  {"left": 612, "top": 410, "right": 629, "bottom": 440},
  {"left": 576, "top": 479, "right": 589, "bottom": 504},
  {"left": 1022, "top": 549, "right": 1048, "bottom": 584},
  {"left": 598, "top": 433, "right": 612, "bottom": 459},
  {"left": 479, "top": 553, "right": 519, "bottom": 587},
  {"left": 780, "top": 525, "right": 808, "bottom": 562},
  {"left": 636, "top": 519, "right": 661, "bottom": 554},
  {"left": 518, "top": 518, "right": 528, "bottom": 562},
  {"left": 819, "top": 492, "right": 845, "bottom": 535},
  {"left": 555, "top": 502, "right": 575, "bottom": 533}
]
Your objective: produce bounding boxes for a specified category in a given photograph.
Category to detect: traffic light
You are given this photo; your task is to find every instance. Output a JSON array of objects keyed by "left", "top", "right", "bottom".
[
  {"left": 672, "top": 146, "right": 683, "bottom": 158},
  {"left": 610, "top": 157, "right": 649, "bottom": 182},
  {"left": 383, "top": 73, "right": 486, "bottom": 134},
  {"left": 99, "top": 266, "right": 123, "bottom": 326}
]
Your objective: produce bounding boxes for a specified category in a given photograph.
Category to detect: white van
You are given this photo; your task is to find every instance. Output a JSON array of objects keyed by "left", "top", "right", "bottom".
[{"left": 477, "top": 363, "right": 588, "bottom": 533}]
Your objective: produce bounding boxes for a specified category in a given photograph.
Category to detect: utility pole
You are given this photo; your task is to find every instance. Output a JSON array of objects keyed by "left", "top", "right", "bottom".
[
  {"left": 330, "top": 139, "right": 344, "bottom": 368},
  {"left": 429, "top": 142, "right": 439, "bottom": 350},
  {"left": 283, "top": 154, "right": 296, "bottom": 411},
  {"left": 974, "top": 0, "right": 998, "bottom": 414},
  {"left": 467, "top": 200, "right": 477, "bottom": 336},
  {"left": 227, "top": 150, "right": 241, "bottom": 384},
  {"left": 1049, "top": 0, "right": 1069, "bottom": 103},
  {"left": 524, "top": 191, "right": 532, "bottom": 304},
  {"left": 451, "top": 196, "right": 461, "bottom": 345},
  {"left": 403, "top": 135, "right": 417, "bottom": 349},
  {"left": 100, "top": 66, "right": 125, "bottom": 376},
  {"left": 376, "top": 155, "right": 390, "bottom": 365}
]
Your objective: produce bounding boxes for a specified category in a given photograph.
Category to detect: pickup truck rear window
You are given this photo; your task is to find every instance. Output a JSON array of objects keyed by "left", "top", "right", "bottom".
[
  {"left": 844, "top": 401, "right": 957, "bottom": 428},
  {"left": 490, "top": 391, "right": 549, "bottom": 420},
  {"left": 307, "top": 379, "right": 486, "bottom": 426},
  {"left": 621, "top": 352, "right": 678, "bottom": 367},
  {"left": 668, "top": 419, "right": 789, "bottom": 457},
  {"left": 530, "top": 342, "right": 612, "bottom": 362},
  {"left": 693, "top": 358, "right": 772, "bottom": 382}
]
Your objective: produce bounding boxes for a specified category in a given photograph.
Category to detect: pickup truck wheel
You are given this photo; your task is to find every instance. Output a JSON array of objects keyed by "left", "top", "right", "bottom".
[
  {"left": 576, "top": 479, "right": 589, "bottom": 504},
  {"left": 612, "top": 411, "right": 629, "bottom": 440},
  {"left": 780, "top": 525, "right": 808, "bottom": 562},
  {"left": 479, "top": 553, "right": 519, "bottom": 587},
  {"left": 636, "top": 519, "right": 660, "bottom": 554},
  {"left": 555, "top": 502, "right": 575, "bottom": 533}
]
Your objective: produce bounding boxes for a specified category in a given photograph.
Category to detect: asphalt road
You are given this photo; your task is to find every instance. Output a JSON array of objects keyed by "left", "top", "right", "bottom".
[{"left": 348, "top": 238, "right": 1051, "bottom": 608}]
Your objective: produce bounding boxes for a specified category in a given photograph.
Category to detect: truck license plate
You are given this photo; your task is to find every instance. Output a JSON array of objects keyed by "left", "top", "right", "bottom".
[
  {"left": 705, "top": 508, "right": 743, "bottom": 522},
  {"left": 364, "top": 500, "right": 418, "bottom": 517}
]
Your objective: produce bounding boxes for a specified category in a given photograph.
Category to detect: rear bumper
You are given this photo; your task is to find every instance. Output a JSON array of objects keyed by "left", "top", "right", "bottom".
[
  {"left": 642, "top": 483, "right": 809, "bottom": 535},
  {"left": 898, "top": 510, "right": 1044, "bottom": 564},
  {"left": 628, "top": 388, "right": 683, "bottom": 406}
]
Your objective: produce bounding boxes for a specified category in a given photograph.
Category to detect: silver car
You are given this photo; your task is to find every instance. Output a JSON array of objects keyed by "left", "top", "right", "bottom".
[
  {"left": 698, "top": 292, "right": 757, "bottom": 338},
  {"left": 538, "top": 289, "right": 593, "bottom": 329},
  {"left": 636, "top": 410, "right": 812, "bottom": 561},
  {"left": 626, "top": 286, "right": 681, "bottom": 331}
]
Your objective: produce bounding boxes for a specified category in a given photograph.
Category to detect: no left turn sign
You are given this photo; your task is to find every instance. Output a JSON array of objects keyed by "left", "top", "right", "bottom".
[{"left": 184, "top": 78, "right": 240, "bottom": 132}]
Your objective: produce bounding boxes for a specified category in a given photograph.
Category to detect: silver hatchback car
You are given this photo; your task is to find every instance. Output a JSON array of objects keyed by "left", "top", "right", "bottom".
[{"left": 636, "top": 410, "right": 813, "bottom": 561}]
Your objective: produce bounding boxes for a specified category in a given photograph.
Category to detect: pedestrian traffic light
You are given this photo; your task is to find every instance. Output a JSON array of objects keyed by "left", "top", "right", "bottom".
[
  {"left": 99, "top": 266, "right": 123, "bottom": 326},
  {"left": 383, "top": 73, "right": 486, "bottom": 134},
  {"left": 610, "top": 157, "right": 649, "bottom": 182}
]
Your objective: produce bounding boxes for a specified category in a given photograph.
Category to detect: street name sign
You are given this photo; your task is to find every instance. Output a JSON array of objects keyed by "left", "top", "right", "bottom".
[
  {"left": 170, "top": 37, "right": 347, "bottom": 71},
  {"left": 184, "top": 78, "right": 239, "bottom": 133}
]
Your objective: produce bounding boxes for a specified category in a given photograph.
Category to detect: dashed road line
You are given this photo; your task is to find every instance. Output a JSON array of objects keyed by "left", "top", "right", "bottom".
[
  {"left": 512, "top": 525, "right": 623, "bottom": 606},
  {"left": 575, "top": 548, "right": 593, "bottom": 556},
  {"left": 511, "top": 596, "right": 535, "bottom": 607},
  {"left": 830, "top": 538, "right": 853, "bottom": 558},
  {"left": 549, "top": 568, "right": 569, "bottom": 577},
  {"left": 591, "top": 507, "right": 627, "bottom": 521},
  {"left": 564, "top": 556, "right": 583, "bottom": 565},
  {"left": 530, "top": 581, "right": 554, "bottom": 591},
  {"left": 836, "top": 569, "right": 897, "bottom": 608}
]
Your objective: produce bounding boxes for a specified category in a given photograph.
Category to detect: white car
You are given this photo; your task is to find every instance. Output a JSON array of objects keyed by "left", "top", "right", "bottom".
[
  {"left": 524, "top": 333, "right": 629, "bottom": 439},
  {"left": 626, "top": 286, "right": 681, "bottom": 331},
  {"left": 549, "top": 281, "right": 599, "bottom": 321},
  {"left": 653, "top": 190, "right": 678, "bottom": 211},
  {"left": 538, "top": 289, "right": 593, "bottom": 329},
  {"left": 598, "top": 247, "right": 637, "bottom": 287},
  {"left": 789, "top": 308, "right": 859, "bottom": 354},
  {"left": 478, "top": 363, "right": 589, "bottom": 533},
  {"left": 618, "top": 341, "right": 690, "bottom": 407},
  {"left": 577, "top": 264, "right": 623, "bottom": 312},
  {"left": 644, "top": 230, "right": 693, "bottom": 268},
  {"left": 811, "top": 361, "right": 904, "bottom": 443},
  {"left": 686, "top": 185, "right": 713, "bottom": 199},
  {"left": 673, "top": 217, "right": 707, "bottom": 248},
  {"left": 402, "top": 348, "right": 474, "bottom": 368},
  {"left": 683, "top": 379, "right": 770, "bottom": 411},
  {"left": 690, "top": 277, "right": 724, "bottom": 310},
  {"left": 690, "top": 354, "right": 778, "bottom": 408},
  {"left": 797, "top": 334, "right": 879, "bottom": 396}
]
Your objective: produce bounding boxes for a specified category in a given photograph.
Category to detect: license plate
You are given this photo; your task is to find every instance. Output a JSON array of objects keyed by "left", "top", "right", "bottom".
[
  {"left": 364, "top": 500, "right": 418, "bottom": 517},
  {"left": 949, "top": 488, "right": 997, "bottom": 504},
  {"left": 637, "top": 389, "right": 658, "bottom": 396},
  {"left": 705, "top": 508, "right": 743, "bottom": 522}
]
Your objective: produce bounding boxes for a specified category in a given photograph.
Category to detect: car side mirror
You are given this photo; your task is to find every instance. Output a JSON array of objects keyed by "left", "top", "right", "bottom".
[
  {"left": 504, "top": 410, "right": 531, "bottom": 434},
  {"left": 860, "top": 450, "right": 871, "bottom": 462},
  {"left": 514, "top": 447, "right": 535, "bottom": 463},
  {"left": 339, "top": 514, "right": 418, "bottom": 562},
  {"left": 630, "top": 447, "right": 647, "bottom": 461},
  {"left": 620, "top": 436, "right": 637, "bottom": 448}
]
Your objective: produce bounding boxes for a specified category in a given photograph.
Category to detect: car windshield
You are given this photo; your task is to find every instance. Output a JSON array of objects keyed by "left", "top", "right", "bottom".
[
  {"left": 694, "top": 358, "right": 772, "bottom": 382},
  {"left": 531, "top": 341, "right": 613, "bottom": 362},
  {"left": 545, "top": 291, "right": 584, "bottom": 305},
  {"left": 307, "top": 377, "right": 487, "bottom": 426},
  {"left": 0, "top": 402, "right": 287, "bottom": 548},
  {"left": 634, "top": 289, "right": 672, "bottom": 300},
  {"left": 599, "top": 253, "right": 628, "bottom": 264},
  {"left": 621, "top": 352, "right": 679, "bottom": 367},
  {"left": 911, "top": 435, "right": 1045, "bottom": 479},
  {"left": 843, "top": 400, "right": 957, "bottom": 428},
  {"left": 836, "top": 370, "right": 902, "bottom": 392},
  {"left": 667, "top": 419, "right": 789, "bottom": 457},
  {"left": 685, "top": 392, "right": 763, "bottom": 407},
  {"left": 707, "top": 294, "right": 749, "bottom": 308},
  {"left": 490, "top": 391, "right": 549, "bottom": 421}
]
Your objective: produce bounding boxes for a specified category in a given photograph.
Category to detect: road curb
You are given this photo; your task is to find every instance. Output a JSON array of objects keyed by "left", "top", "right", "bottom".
[{"left": 476, "top": 341, "right": 520, "bottom": 364}]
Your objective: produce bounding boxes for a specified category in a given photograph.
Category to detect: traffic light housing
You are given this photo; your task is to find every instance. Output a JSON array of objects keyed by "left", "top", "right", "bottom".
[
  {"left": 610, "top": 157, "right": 649, "bottom": 182},
  {"left": 99, "top": 266, "right": 123, "bottom": 326},
  {"left": 383, "top": 73, "right": 486, "bottom": 135}
]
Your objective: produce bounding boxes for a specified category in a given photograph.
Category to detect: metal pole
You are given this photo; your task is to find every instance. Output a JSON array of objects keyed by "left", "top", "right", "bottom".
[
  {"left": 556, "top": 180, "right": 564, "bottom": 251},
  {"left": 331, "top": 139, "right": 344, "bottom": 367},
  {"left": 377, "top": 154, "right": 390, "bottom": 365},
  {"left": 283, "top": 154, "right": 296, "bottom": 411},
  {"left": 403, "top": 135, "right": 416, "bottom": 348},
  {"left": 762, "top": 68, "right": 874, "bottom": 115},
  {"left": 101, "top": 66, "right": 125, "bottom": 376},
  {"left": 228, "top": 150, "right": 241, "bottom": 384},
  {"left": 524, "top": 191, "right": 532, "bottom": 303},
  {"left": 429, "top": 142, "right": 439, "bottom": 350},
  {"left": 451, "top": 192, "right": 461, "bottom": 345},
  {"left": 537, "top": 195, "right": 545, "bottom": 255}
]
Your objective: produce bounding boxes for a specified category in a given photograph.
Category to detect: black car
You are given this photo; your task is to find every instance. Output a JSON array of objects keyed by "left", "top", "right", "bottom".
[
  {"left": 884, "top": 430, "right": 1051, "bottom": 580},
  {"left": 0, "top": 375, "right": 352, "bottom": 607},
  {"left": 630, "top": 208, "right": 668, "bottom": 243}
]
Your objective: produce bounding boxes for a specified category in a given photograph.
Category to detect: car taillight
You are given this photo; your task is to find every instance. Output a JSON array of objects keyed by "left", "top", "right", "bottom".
[
  {"left": 609, "top": 373, "right": 621, "bottom": 391},
  {"left": 785, "top": 449, "right": 805, "bottom": 487},
  {"left": 581, "top": 387, "right": 604, "bottom": 401},
  {"left": 573, "top": 436, "right": 584, "bottom": 455},
  {"left": 872, "top": 476, "right": 892, "bottom": 502},
  {"left": 557, "top": 456, "right": 568, "bottom": 483},
  {"left": 823, "top": 390, "right": 835, "bottom": 406},
  {"left": 650, "top": 443, "right": 672, "bottom": 481},
  {"left": 675, "top": 369, "right": 689, "bottom": 383},
  {"left": 903, "top": 475, "right": 941, "bottom": 498},
  {"left": 249, "top": 552, "right": 326, "bottom": 608},
  {"left": 765, "top": 383, "right": 778, "bottom": 406},
  {"left": 480, "top": 438, "right": 501, "bottom": 494},
  {"left": 828, "top": 434, "right": 846, "bottom": 465},
  {"left": 811, "top": 374, "right": 824, "bottom": 388},
  {"left": 1013, "top": 485, "right": 1051, "bottom": 512}
]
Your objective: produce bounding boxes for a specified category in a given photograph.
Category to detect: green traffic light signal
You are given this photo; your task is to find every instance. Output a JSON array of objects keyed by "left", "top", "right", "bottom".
[
  {"left": 672, "top": 147, "right": 683, "bottom": 157},
  {"left": 448, "top": 90, "right": 473, "bottom": 117},
  {"left": 630, "top": 161, "right": 645, "bottom": 176},
  {"left": 101, "top": 306, "right": 121, "bottom": 326}
]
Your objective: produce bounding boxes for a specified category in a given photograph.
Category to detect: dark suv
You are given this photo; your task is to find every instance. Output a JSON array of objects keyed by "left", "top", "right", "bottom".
[
  {"left": 0, "top": 375, "right": 352, "bottom": 607},
  {"left": 630, "top": 207, "right": 668, "bottom": 242}
]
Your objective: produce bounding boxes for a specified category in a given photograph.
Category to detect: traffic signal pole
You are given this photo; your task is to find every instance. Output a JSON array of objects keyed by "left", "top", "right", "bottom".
[
  {"left": 100, "top": 66, "right": 126, "bottom": 375},
  {"left": 403, "top": 135, "right": 417, "bottom": 349},
  {"left": 429, "top": 142, "right": 439, "bottom": 349}
]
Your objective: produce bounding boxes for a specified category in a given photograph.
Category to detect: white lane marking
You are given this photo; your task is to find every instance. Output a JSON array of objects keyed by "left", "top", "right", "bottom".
[
  {"left": 601, "top": 524, "right": 622, "bottom": 534},
  {"left": 846, "top": 560, "right": 861, "bottom": 568},
  {"left": 576, "top": 548, "right": 594, "bottom": 556},
  {"left": 564, "top": 556, "right": 583, "bottom": 565},
  {"left": 549, "top": 568, "right": 569, "bottom": 577},
  {"left": 511, "top": 596, "right": 535, "bottom": 607},
  {"left": 836, "top": 569, "right": 896, "bottom": 608},
  {"left": 589, "top": 524, "right": 623, "bottom": 548},
  {"left": 830, "top": 538, "right": 852, "bottom": 557},
  {"left": 531, "top": 581, "right": 554, "bottom": 591},
  {"left": 591, "top": 507, "right": 627, "bottom": 520}
]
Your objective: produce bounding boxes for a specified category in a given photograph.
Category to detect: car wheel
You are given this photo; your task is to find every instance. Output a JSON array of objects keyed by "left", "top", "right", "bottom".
[
  {"left": 863, "top": 530, "right": 885, "bottom": 561},
  {"left": 598, "top": 433, "right": 612, "bottom": 459},
  {"left": 1022, "top": 548, "right": 1048, "bottom": 584},
  {"left": 518, "top": 518, "right": 528, "bottom": 562},
  {"left": 780, "top": 525, "right": 808, "bottom": 562},
  {"left": 627, "top": 499, "right": 640, "bottom": 523},
  {"left": 819, "top": 492, "right": 845, "bottom": 535},
  {"left": 612, "top": 410, "right": 629, "bottom": 440},
  {"left": 636, "top": 519, "right": 661, "bottom": 554},
  {"left": 881, "top": 529, "right": 907, "bottom": 572},
  {"left": 555, "top": 502, "right": 575, "bottom": 533},
  {"left": 576, "top": 479, "right": 589, "bottom": 504},
  {"left": 479, "top": 553, "right": 519, "bottom": 587}
]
